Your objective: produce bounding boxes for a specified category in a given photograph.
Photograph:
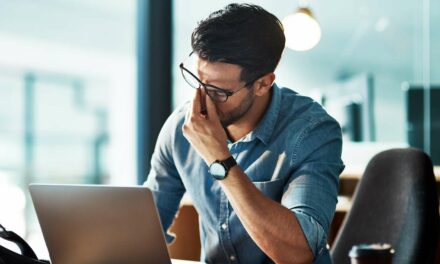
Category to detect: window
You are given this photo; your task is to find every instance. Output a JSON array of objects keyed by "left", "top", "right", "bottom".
[{"left": 0, "top": 0, "right": 136, "bottom": 258}]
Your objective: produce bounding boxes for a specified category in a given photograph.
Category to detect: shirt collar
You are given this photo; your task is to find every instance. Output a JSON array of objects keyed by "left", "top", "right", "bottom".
[{"left": 243, "top": 82, "right": 282, "bottom": 145}]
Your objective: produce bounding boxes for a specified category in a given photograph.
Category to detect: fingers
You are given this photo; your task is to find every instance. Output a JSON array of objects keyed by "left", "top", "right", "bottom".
[
  {"left": 184, "top": 101, "right": 191, "bottom": 122},
  {"left": 200, "top": 89, "right": 207, "bottom": 116},
  {"left": 189, "top": 87, "right": 218, "bottom": 121},
  {"left": 191, "top": 88, "right": 202, "bottom": 117},
  {"left": 205, "top": 90, "right": 219, "bottom": 120}
]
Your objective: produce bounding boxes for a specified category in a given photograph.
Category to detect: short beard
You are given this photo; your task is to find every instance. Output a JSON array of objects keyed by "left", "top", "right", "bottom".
[{"left": 219, "top": 90, "right": 256, "bottom": 127}]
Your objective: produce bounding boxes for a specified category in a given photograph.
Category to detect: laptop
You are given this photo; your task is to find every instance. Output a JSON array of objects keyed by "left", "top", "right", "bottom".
[{"left": 29, "top": 184, "right": 200, "bottom": 264}]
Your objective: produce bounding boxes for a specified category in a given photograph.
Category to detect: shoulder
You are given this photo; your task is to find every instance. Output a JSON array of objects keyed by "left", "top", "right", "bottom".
[
  {"left": 155, "top": 101, "right": 189, "bottom": 148},
  {"left": 273, "top": 86, "right": 342, "bottom": 164},
  {"left": 162, "top": 102, "right": 189, "bottom": 133},
  {"left": 274, "top": 86, "right": 340, "bottom": 137},
  {"left": 279, "top": 87, "right": 334, "bottom": 123}
]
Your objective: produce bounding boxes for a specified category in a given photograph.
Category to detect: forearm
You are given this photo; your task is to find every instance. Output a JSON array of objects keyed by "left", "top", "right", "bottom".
[{"left": 219, "top": 166, "right": 314, "bottom": 264}]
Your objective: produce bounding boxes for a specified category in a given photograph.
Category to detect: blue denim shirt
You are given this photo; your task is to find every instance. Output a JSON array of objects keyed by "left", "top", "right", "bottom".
[{"left": 145, "top": 83, "right": 344, "bottom": 264}]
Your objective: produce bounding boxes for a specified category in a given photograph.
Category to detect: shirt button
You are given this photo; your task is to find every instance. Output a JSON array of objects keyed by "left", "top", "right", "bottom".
[
  {"left": 221, "top": 223, "right": 228, "bottom": 230},
  {"left": 229, "top": 255, "right": 236, "bottom": 261}
]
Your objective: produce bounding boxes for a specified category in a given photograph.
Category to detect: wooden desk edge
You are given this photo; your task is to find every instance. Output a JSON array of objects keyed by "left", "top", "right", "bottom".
[{"left": 341, "top": 166, "right": 440, "bottom": 181}]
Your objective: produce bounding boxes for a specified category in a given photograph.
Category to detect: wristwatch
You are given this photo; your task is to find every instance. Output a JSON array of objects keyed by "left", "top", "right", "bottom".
[{"left": 209, "top": 156, "right": 237, "bottom": 180}]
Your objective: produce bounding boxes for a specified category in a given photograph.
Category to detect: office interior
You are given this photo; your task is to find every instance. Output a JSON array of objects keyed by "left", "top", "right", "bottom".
[{"left": 0, "top": 0, "right": 439, "bottom": 262}]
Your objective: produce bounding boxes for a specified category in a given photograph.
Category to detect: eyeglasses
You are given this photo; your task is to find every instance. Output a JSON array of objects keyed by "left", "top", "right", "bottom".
[{"left": 179, "top": 55, "right": 255, "bottom": 103}]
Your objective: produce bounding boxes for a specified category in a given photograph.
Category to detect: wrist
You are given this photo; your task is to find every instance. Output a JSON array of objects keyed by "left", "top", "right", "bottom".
[
  {"left": 208, "top": 156, "right": 237, "bottom": 180},
  {"left": 207, "top": 149, "right": 231, "bottom": 165}
]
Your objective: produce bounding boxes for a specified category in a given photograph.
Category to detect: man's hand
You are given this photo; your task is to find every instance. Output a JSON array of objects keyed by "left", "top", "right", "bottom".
[{"left": 182, "top": 88, "right": 230, "bottom": 165}]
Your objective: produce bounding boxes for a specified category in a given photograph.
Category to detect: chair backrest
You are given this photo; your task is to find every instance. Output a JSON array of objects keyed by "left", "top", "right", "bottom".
[{"left": 331, "top": 148, "right": 439, "bottom": 264}]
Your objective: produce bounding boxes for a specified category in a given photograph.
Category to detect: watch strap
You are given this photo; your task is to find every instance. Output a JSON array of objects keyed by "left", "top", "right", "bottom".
[{"left": 221, "top": 156, "right": 237, "bottom": 170}]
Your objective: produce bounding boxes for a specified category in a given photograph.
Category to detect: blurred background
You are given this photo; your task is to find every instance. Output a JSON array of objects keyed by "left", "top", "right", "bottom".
[{"left": 0, "top": 0, "right": 438, "bottom": 259}]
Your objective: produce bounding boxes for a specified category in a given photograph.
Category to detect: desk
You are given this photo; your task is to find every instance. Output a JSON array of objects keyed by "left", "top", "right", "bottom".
[{"left": 172, "top": 259, "right": 203, "bottom": 263}]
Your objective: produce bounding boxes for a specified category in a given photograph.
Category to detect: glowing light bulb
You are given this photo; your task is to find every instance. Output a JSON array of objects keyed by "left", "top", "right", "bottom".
[{"left": 282, "top": 7, "right": 322, "bottom": 51}]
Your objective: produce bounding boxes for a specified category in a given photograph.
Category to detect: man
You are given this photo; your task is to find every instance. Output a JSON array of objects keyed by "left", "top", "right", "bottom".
[{"left": 145, "top": 3, "right": 344, "bottom": 264}]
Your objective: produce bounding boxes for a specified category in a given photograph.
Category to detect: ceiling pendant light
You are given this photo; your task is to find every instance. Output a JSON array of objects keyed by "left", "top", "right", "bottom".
[{"left": 282, "top": 6, "right": 322, "bottom": 51}]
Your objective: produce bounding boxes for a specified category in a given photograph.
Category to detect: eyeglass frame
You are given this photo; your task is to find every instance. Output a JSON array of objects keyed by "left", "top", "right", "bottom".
[{"left": 179, "top": 54, "right": 261, "bottom": 103}]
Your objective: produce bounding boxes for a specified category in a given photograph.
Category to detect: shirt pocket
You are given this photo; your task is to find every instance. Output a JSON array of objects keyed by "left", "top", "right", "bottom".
[{"left": 252, "top": 178, "right": 285, "bottom": 202}]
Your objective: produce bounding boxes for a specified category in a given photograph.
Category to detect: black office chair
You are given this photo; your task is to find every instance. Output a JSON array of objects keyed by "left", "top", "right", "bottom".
[{"left": 331, "top": 148, "right": 439, "bottom": 264}]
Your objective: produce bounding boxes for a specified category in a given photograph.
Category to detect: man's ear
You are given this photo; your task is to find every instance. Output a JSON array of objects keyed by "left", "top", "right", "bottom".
[{"left": 254, "top": 72, "right": 275, "bottom": 96}]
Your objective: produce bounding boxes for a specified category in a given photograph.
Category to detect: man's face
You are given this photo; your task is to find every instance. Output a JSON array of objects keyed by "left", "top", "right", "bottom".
[{"left": 196, "top": 58, "right": 256, "bottom": 127}]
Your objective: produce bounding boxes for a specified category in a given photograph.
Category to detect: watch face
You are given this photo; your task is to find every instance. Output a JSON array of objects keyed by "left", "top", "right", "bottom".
[{"left": 209, "top": 162, "right": 226, "bottom": 180}]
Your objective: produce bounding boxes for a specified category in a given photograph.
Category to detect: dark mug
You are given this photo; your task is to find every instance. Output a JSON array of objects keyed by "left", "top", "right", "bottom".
[{"left": 349, "top": 243, "right": 395, "bottom": 264}]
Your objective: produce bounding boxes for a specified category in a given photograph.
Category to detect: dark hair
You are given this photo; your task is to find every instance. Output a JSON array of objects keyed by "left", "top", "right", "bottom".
[{"left": 191, "top": 3, "right": 285, "bottom": 86}]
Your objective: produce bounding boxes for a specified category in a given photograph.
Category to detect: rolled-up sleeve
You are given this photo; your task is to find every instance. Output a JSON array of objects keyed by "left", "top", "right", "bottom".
[
  {"left": 281, "top": 117, "right": 345, "bottom": 259},
  {"left": 144, "top": 112, "right": 186, "bottom": 244}
]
